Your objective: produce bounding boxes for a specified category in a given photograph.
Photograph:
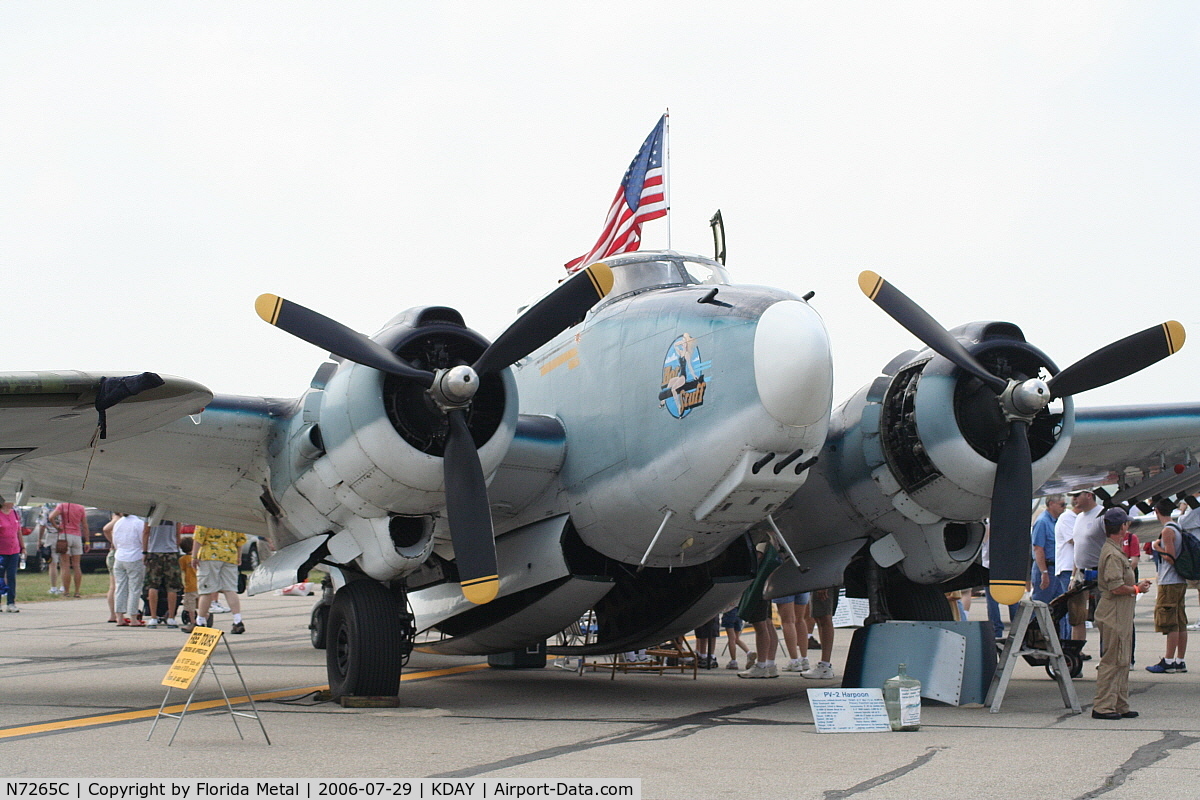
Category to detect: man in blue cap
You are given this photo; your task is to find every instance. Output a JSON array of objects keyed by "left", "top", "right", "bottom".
[{"left": 1092, "top": 506, "right": 1151, "bottom": 719}]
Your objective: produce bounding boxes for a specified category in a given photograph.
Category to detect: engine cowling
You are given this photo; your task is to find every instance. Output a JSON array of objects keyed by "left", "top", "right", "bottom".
[
  {"left": 273, "top": 306, "right": 518, "bottom": 579},
  {"left": 860, "top": 323, "right": 1073, "bottom": 582},
  {"left": 877, "top": 322, "right": 1074, "bottom": 520},
  {"left": 776, "top": 321, "right": 1074, "bottom": 585}
]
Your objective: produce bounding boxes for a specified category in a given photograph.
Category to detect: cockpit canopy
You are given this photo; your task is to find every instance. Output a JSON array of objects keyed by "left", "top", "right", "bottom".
[{"left": 595, "top": 251, "right": 730, "bottom": 308}]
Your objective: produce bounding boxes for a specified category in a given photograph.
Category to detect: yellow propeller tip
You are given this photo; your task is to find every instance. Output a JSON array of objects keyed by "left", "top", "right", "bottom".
[
  {"left": 1164, "top": 320, "right": 1186, "bottom": 353},
  {"left": 584, "top": 263, "right": 615, "bottom": 299},
  {"left": 255, "top": 294, "right": 283, "bottom": 325},
  {"left": 989, "top": 583, "right": 1025, "bottom": 606},
  {"left": 858, "top": 270, "right": 884, "bottom": 300},
  {"left": 461, "top": 576, "right": 499, "bottom": 605}
]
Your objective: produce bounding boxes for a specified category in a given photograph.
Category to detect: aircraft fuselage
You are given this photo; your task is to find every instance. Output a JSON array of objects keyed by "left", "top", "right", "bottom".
[{"left": 514, "top": 252, "right": 834, "bottom": 568}]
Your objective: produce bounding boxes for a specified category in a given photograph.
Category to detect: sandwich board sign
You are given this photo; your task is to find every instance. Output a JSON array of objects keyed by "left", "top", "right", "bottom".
[{"left": 162, "top": 626, "right": 222, "bottom": 690}]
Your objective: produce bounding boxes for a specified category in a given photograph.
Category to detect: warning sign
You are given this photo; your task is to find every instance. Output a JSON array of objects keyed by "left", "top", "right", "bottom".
[{"left": 162, "top": 627, "right": 222, "bottom": 689}]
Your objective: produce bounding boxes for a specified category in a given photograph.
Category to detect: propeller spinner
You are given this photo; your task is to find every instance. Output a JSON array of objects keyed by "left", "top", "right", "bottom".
[
  {"left": 256, "top": 263, "right": 614, "bottom": 605},
  {"left": 859, "top": 270, "right": 1185, "bottom": 605}
]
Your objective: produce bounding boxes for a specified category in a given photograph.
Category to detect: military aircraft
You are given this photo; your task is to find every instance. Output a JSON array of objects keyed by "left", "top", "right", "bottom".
[
  {"left": 0, "top": 250, "right": 834, "bottom": 695},
  {"left": 0, "top": 249, "right": 1194, "bottom": 697}
]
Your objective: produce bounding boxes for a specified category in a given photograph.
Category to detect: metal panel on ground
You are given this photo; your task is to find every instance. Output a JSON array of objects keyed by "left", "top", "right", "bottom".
[{"left": 843, "top": 621, "right": 992, "bottom": 705}]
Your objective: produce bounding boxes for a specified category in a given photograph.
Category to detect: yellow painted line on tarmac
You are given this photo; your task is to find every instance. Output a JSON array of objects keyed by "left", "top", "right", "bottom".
[
  {"left": 0, "top": 686, "right": 319, "bottom": 740},
  {"left": 402, "top": 663, "right": 490, "bottom": 680},
  {"left": 0, "top": 663, "right": 489, "bottom": 740}
]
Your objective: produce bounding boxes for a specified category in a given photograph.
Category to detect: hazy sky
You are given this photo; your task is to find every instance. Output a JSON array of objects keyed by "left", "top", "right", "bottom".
[{"left": 3, "top": 3, "right": 1198, "bottom": 407}]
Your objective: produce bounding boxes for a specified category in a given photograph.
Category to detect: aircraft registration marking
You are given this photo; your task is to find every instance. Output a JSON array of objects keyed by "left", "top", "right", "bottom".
[{"left": 538, "top": 348, "right": 580, "bottom": 376}]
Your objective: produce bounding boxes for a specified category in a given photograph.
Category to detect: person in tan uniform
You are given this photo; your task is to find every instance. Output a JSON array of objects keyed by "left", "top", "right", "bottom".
[{"left": 1092, "top": 507, "right": 1151, "bottom": 720}]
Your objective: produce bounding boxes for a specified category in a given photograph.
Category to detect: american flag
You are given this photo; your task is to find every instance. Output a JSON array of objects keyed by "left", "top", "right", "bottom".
[{"left": 565, "top": 115, "right": 668, "bottom": 273}]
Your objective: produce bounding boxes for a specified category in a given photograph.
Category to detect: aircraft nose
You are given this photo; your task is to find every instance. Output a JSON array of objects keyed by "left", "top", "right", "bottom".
[{"left": 753, "top": 300, "right": 834, "bottom": 426}]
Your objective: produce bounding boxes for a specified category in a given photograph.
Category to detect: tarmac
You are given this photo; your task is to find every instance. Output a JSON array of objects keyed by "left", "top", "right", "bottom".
[{"left": 3, "top": 587, "right": 1200, "bottom": 800}]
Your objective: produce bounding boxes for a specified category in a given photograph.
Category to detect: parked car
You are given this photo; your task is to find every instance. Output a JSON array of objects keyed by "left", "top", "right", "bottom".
[
  {"left": 18, "top": 504, "right": 113, "bottom": 572},
  {"left": 241, "top": 535, "right": 271, "bottom": 571},
  {"left": 80, "top": 508, "right": 114, "bottom": 572},
  {"left": 19, "top": 505, "right": 45, "bottom": 572}
]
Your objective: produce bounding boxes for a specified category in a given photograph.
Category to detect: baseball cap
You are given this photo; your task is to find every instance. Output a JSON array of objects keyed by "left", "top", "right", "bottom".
[{"left": 1102, "top": 507, "right": 1130, "bottom": 527}]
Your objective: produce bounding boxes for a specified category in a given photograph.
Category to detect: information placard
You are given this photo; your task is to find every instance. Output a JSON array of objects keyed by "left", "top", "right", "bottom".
[
  {"left": 162, "top": 626, "right": 222, "bottom": 689},
  {"left": 806, "top": 688, "right": 891, "bottom": 733},
  {"left": 831, "top": 591, "right": 869, "bottom": 628}
]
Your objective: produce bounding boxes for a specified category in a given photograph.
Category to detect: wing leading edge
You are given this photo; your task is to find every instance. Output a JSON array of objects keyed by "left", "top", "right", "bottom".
[
  {"left": 0, "top": 371, "right": 212, "bottom": 462},
  {"left": 0, "top": 373, "right": 284, "bottom": 535},
  {"left": 1041, "top": 402, "right": 1200, "bottom": 496}
]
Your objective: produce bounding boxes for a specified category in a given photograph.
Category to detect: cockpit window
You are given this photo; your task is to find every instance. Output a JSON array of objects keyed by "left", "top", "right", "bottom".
[
  {"left": 596, "top": 252, "right": 730, "bottom": 309},
  {"left": 679, "top": 258, "right": 730, "bottom": 286}
]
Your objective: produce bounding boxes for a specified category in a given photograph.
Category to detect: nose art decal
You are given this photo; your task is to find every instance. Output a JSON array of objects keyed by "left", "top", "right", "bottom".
[{"left": 659, "top": 333, "right": 710, "bottom": 419}]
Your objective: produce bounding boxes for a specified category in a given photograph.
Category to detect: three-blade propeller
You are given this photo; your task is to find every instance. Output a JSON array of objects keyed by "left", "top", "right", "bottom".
[
  {"left": 257, "top": 263, "right": 614, "bottom": 605},
  {"left": 858, "top": 270, "right": 1185, "bottom": 605}
]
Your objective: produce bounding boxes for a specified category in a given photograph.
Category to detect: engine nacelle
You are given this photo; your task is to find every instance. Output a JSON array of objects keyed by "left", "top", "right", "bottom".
[
  {"left": 326, "top": 515, "right": 437, "bottom": 582},
  {"left": 777, "top": 321, "right": 1074, "bottom": 585},
  {"left": 272, "top": 307, "right": 518, "bottom": 579},
  {"left": 895, "top": 329, "right": 1073, "bottom": 507}
]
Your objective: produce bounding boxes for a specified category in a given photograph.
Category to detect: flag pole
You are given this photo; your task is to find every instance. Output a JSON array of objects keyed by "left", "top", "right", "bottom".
[{"left": 663, "top": 109, "right": 671, "bottom": 251}]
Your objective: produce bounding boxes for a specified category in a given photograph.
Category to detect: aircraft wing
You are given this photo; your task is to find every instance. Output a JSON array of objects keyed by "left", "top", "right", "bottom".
[
  {"left": 0, "top": 373, "right": 281, "bottom": 534},
  {"left": 1040, "top": 402, "right": 1200, "bottom": 497},
  {"left": 0, "top": 371, "right": 211, "bottom": 461}
]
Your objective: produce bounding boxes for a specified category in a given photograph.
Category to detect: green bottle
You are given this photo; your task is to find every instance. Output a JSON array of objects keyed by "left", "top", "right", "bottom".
[{"left": 883, "top": 663, "right": 921, "bottom": 731}]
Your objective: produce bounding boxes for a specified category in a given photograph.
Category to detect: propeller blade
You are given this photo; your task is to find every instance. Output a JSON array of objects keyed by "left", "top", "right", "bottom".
[
  {"left": 473, "top": 263, "right": 614, "bottom": 376},
  {"left": 255, "top": 294, "right": 434, "bottom": 387},
  {"left": 1047, "top": 321, "right": 1186, "bottom": 399},
  {"left": 442, "top": 408, "right": 499, "bottom": 605},
  {"left": 858, "top": 271, "right": 1006, "bottom": 394},
  {"left": 988, "top": 420, "right": 1033, "bottom": 606}
]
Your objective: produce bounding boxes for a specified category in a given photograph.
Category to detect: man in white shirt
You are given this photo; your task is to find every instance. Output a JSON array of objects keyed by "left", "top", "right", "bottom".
[
  {"left": 1066, "top": 490, "right": 1103, "bottom": 646},
  {"left": 1073, "top": 491, "right": 1106, "bottom": 574},
  {"left": 1055, "top": 506, "right": 1078, "bottom": 618}
]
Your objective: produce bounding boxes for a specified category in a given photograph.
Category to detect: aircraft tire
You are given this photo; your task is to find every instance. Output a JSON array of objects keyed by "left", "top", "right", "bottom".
[
  {"left": 884, "top": 576, "right": 955, "bottom": 621},
  {"left": 310, "top": 602, "right": 330, "bottom": 650},
  {"left": 326, "top": 580, "right": 404, "bottom": 698}
]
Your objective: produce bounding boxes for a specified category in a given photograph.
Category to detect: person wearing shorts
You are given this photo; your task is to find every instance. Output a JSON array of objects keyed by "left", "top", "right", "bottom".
[
  {"left": 801, "top": 587, "right": 840, "bottom": 680},
  {"left": 35, "top": 504, "right": 65, "bottom": 595},
  {"left": 737, "top": 543, "right": 781, "bottom": 678},
  {"left": 142, "top": 520, "right": 182, "bottom": 628},
  {"left": 773, "top": 593, "right": 812, "bottom": 672},
  {"left": 49, "top": 502, "right": 88, "bottom": 598},
  {"left": 693, "top": 616, "right": 721, "bottom": 669},
  {"left": 1147, "top": 498, "right": 1189, "bottom": 673},
  {"left": 185, "top": 526, "right": 247, "bottom": 634},
  {"left": 720, "top": 607, "right": 750, "bottom": 669}
]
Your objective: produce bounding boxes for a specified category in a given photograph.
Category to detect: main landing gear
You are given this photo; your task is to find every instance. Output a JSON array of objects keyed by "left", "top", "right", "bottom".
[
  {"left": 859, "top": 555, "right": 955, "bottom": 624},
  {"left": 323, "top": 580, "right": 415, "bottom": 698}
]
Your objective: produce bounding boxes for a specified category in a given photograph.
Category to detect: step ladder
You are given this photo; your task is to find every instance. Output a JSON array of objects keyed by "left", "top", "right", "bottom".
[{"left": 985, "top": 599, "right": 1080, "bottom": 714}]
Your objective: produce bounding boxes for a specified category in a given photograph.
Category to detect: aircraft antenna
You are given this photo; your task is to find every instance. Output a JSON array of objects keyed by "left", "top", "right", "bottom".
[{"left": 709, "top": 209, "right": 726, "bottom": 264}]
